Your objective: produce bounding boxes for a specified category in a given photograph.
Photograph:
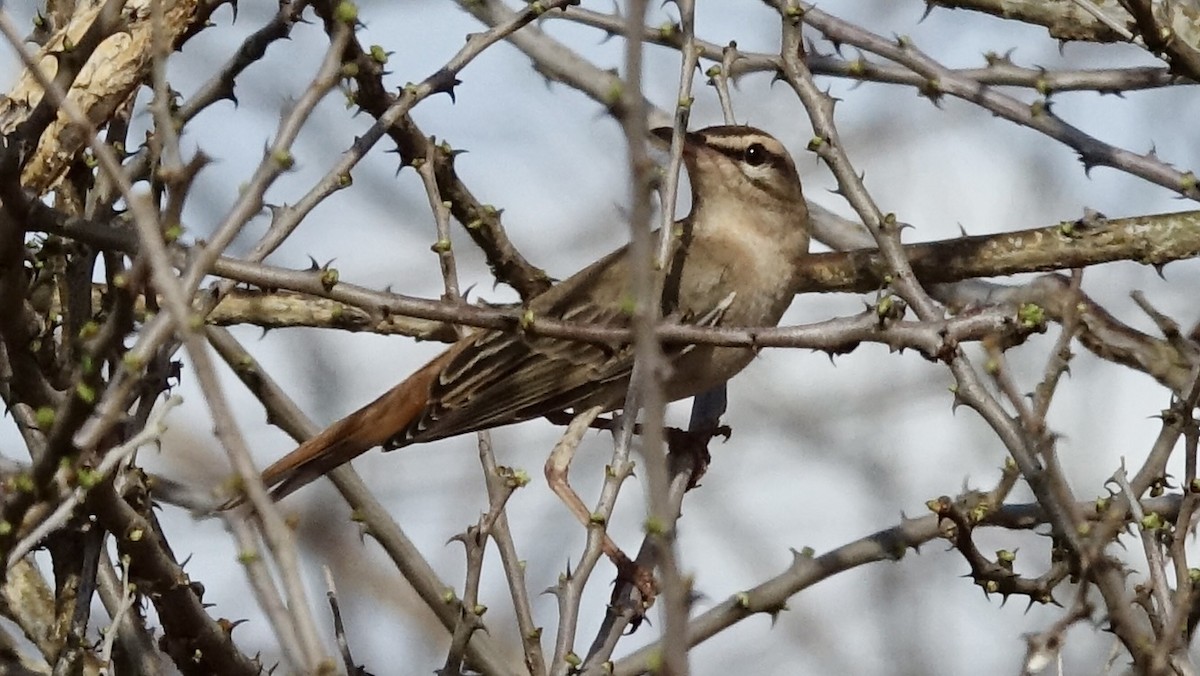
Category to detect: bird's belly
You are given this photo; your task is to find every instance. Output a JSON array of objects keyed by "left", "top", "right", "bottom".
[
  {"left": 663, "top": 345, "right": 759, "bottom": 401},
  {"left": 664, "top": 265, "right": 795, "bottom": 400}
]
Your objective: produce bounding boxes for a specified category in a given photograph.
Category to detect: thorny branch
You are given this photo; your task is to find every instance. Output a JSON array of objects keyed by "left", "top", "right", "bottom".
[{"left": 1, "top": 0, "right": 1200, "bottom": 674}]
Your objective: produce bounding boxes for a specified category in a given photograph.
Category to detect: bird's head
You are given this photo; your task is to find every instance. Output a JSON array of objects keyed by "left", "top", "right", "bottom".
[{"left": 651, "top": 125, "right": 805, "bottom": 215}]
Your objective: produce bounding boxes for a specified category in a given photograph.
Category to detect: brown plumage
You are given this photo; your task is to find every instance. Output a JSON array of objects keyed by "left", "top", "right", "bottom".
[{"left": 256, "top": 125, "right": 811, "bottom": 502}]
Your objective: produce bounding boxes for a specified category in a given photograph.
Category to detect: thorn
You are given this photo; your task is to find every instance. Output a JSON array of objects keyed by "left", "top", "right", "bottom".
[{"left": 427, "top": 68, "right": 462, "bottom": 103}]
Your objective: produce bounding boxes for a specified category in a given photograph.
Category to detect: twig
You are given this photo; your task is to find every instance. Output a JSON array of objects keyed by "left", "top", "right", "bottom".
[
  {"left": 557, "top": 5, "right": 1172, "bottom": 93},
  {"left": 796, "top": 3, "right": 1200, "bottom": 202},
  {"left": 204, "top": 326, "right": 519, "bottom": 675},
  {"left": 6, "top": 395, "right": 182, "bottom": 569},
  {"left": 97, "top": 555, "right": 137, "bottom": 675},
  {"left": 609, "top": 490, "right": 1186, "bottom": 676},
  {"left": 707, "top": 42, "right": 742, "bottom": 124},
  {"left": 547, "top": 406, "right": 611, "bottom": 673},
  {"left": 324, "top": 567, "right": 360, "bottom": 676},
  {"left": 476, "top": 433, "right": 545, "bottom": 674},
  {"left": 1070, "top": 0, "right": 1136, "bottom": 40}
]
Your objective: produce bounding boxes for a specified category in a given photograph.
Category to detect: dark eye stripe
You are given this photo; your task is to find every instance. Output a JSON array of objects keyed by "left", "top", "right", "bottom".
[{"left": 707, "top": 141, "right": 791, "bottom": 175}]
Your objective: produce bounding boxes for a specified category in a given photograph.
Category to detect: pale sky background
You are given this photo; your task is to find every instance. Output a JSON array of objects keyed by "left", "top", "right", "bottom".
[{"left": 3, "top": 1, "right": 1198, "bottom": 674}]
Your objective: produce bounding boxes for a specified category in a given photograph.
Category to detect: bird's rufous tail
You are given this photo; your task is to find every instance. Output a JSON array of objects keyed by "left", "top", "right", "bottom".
[{"left": 247, "top": 351, "right": 450, "bottom": 503}]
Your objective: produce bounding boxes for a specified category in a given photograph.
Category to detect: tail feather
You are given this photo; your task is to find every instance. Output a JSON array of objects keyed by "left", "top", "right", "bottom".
[
  {"left": 233, "top": 351, "right": 452, "bottom": 506},
  {"left": 261, "top": 413, "right": 390, "bottom": 501}
]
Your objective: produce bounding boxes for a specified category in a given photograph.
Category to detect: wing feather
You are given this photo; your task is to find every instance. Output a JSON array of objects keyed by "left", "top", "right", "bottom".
[{"left": 385, "top": 289, "right": 735, "bottom": 448}]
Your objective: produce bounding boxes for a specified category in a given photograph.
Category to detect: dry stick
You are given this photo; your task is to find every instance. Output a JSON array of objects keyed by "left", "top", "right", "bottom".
[
  {"left": 458, "top": 0, "right": 1199, "bottom": 261},
  {"left": 50, "top": 516, "right": 102, "bottom": 675},
  {"left": 780, "top": 0, "right": 1095, "bottom": 586},
  {"left": 310, "top": 0, "right": 567, "bottom": 299},
  {"left": 1160, "top": 423, "right": 1200, "bottom": 669},
  {"left": 1030, "top": 271, "right": 1084, "bottom": 422},
  {"left": 797, "top": 3, "right": 1200, "bottom": 201},
  {"left": 7, "top": 8, "right": 344, "bottom": 665},
  {"left": 575, "top": 2, "right": 679, "bottom": 673},
  {"left": 0, "top": 0, "right": 129, "bottom": 191},
  {"left": 529, "top": 0, "right": 677, "bottom": 667},
  {"left": 557, "top": 5, "right": 1177, "bottom": 94},
  {"left": 976, "top": 346, "right": 1034, "bottom": 495},
  {"left": 16, "top": 5, "right": 1190, "bottom": 672},
  {"left": 0, "top": 19, "right": 314, "bottom": 667},
  {"left": 136, "top": 25, "right": 359, "bottom": 672},
  {"left": 983, "top": 344, "right": 1043, "bottom": 442},
  {"left": 203, "top": 252, "right": 1053, "bottom": 353},
  {"left": 323, "top": 567, "right": 359, "bottom": 676},
  {"left": 148, "top": 0, "right": 184, "bottom": 173},
  {"left": 1128, "top": 377, "right": 1200, "bottom": 497},
  {"left": 204, "top": 326, "right": 519, "bottom": 676},
  {"left": 547, "top": 406, "right": 610, "bottom": 671},
  {"left": 1020, "top": 586, "right": 1094, "bottom": 675},
  {"left": 610, "top": 489, "right": 1188, "bottom": 676},
  {"left": 119, "top": 16, "right": 352, "bottom": 671},
  {"left": 0, "top": 629, "right": 46, "bottom": 674},
  {"left": 0, "top": 1, "right": 146, "bottom": 448},
  {"left": 7, "top": 20, "right": 360, "bottom": 668},
  {"left": 97, "top": 554, "right": 136, "bottom": 675},
  {"left": 414, "top": 118, "right": 492, "bottom": 676},
  {"left": 1112, "top": 319, "right": 1200, "bottom": 673},
  {"left": 486, "top": 512, "right": 546, "bottom": 673},
  {"left": 38, "top": 206, "right": 1200, "bottom": 361},
  {"left": 221, "top": 512, "right": 312, "bottom": 667},
  {"left": 5, "top": 396, "right": 182, "bottom": 568},
  {"left": 223, "top": 3, "right": 1200, "bottom": 672},
  {"left": 637, "top": 0, "right": 702, "bottom": 671},
  {"left": 795, "top": 0, "right": 1116, "bottom": 634},
  {"left": 417, "top": 137, "right": 463, "bottom": 303},
  {"left": 1, "top": 558, "right": 59, "bottom": 663},
  {"left": 415, "top": 101, "right": 536, "bottom": 670},
  {"left": 976, "top": 269, "right": 1084, "bottom": 511},
  {"left": 99, "top": 0, "right": 311, "bottom": 206},
  {"left": 95, "top": 551, "right": 164, "bottom": 674},
  {"left": 1122, "top": 0, "right": 1200, "bottom": 81},
  {"left": 458, "top": 0, "right": 670, "bottom": 129},
  {"left": 176, "top": 0, "right": 310, "bottom": 120},
  {"left": 476, "top": 432, "right": 547, "bottom": 675},
  {"left": 772, "top": 1, "right": 1159, "bottom": 667},
  {"left": 1112, "top": 465, "right": 1175, "bottom": 632},
  {"left": 418, "top": 133, "right": 526, "bottom": 672},
  {"left": 86, "top": 480, "right": 260, "bottom": 676},
  {"left": 581, "top": 415, "right": 704, "bottom": 671},
  {"left": 707, "top": 42, "right": 741, "bottom": 124},
  {"left": 0, "top": 14, "right": 246, "bottom": 670},
  {"left": 443, "top": 439, "right": 500, "bottom": 676},
  {"left": 1069, "top": 0, "right": 1137, "bottom": 40}
]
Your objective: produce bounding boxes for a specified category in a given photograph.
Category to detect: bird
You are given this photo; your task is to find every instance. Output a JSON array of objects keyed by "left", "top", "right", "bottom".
[{"left": 253, "top": 125, "right": 811, "bottom": 503}]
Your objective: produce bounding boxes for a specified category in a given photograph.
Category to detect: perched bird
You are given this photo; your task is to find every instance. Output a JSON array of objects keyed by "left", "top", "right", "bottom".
[{"left": 256, "top": 125, "right": 810, "bottom": 502}]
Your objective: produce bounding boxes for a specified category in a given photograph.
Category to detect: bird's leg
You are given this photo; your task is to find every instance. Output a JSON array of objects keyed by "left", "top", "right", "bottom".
[
  {"left": 543, "top": 406, "right": 631, "bottom": 568},
  {"left": 665, "top": 385, "right": 732, "bottom": 490}
]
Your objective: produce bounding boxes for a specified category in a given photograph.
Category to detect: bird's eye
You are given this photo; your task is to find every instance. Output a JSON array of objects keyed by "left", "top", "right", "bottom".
[{"left": 744, "top": 142, "right": 768, "bottom": 167}]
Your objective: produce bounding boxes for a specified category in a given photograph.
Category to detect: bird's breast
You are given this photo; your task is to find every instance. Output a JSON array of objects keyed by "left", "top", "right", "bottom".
[
  {"left": 676, "top": 223, "right": 803, "bottom": 327},
  {"left": 660, "top": 217, "right": 807, "bottom": 399}
]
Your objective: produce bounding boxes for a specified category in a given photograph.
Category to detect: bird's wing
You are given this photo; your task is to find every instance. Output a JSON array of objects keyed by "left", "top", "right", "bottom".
[
  {"left": 388, "top": 303, "right": 632, "bottom": 446},
  {"left": 389, "top": 293, "right": 735, "bottom": 447}
]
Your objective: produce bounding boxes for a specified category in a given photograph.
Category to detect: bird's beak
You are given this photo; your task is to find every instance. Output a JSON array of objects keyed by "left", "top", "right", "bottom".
[
  {"left": 650, "top": 126, "right": 699, "bottom": 154},
  {"left": 650, "top": 126, "right": 674, "bottom": 146}
]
